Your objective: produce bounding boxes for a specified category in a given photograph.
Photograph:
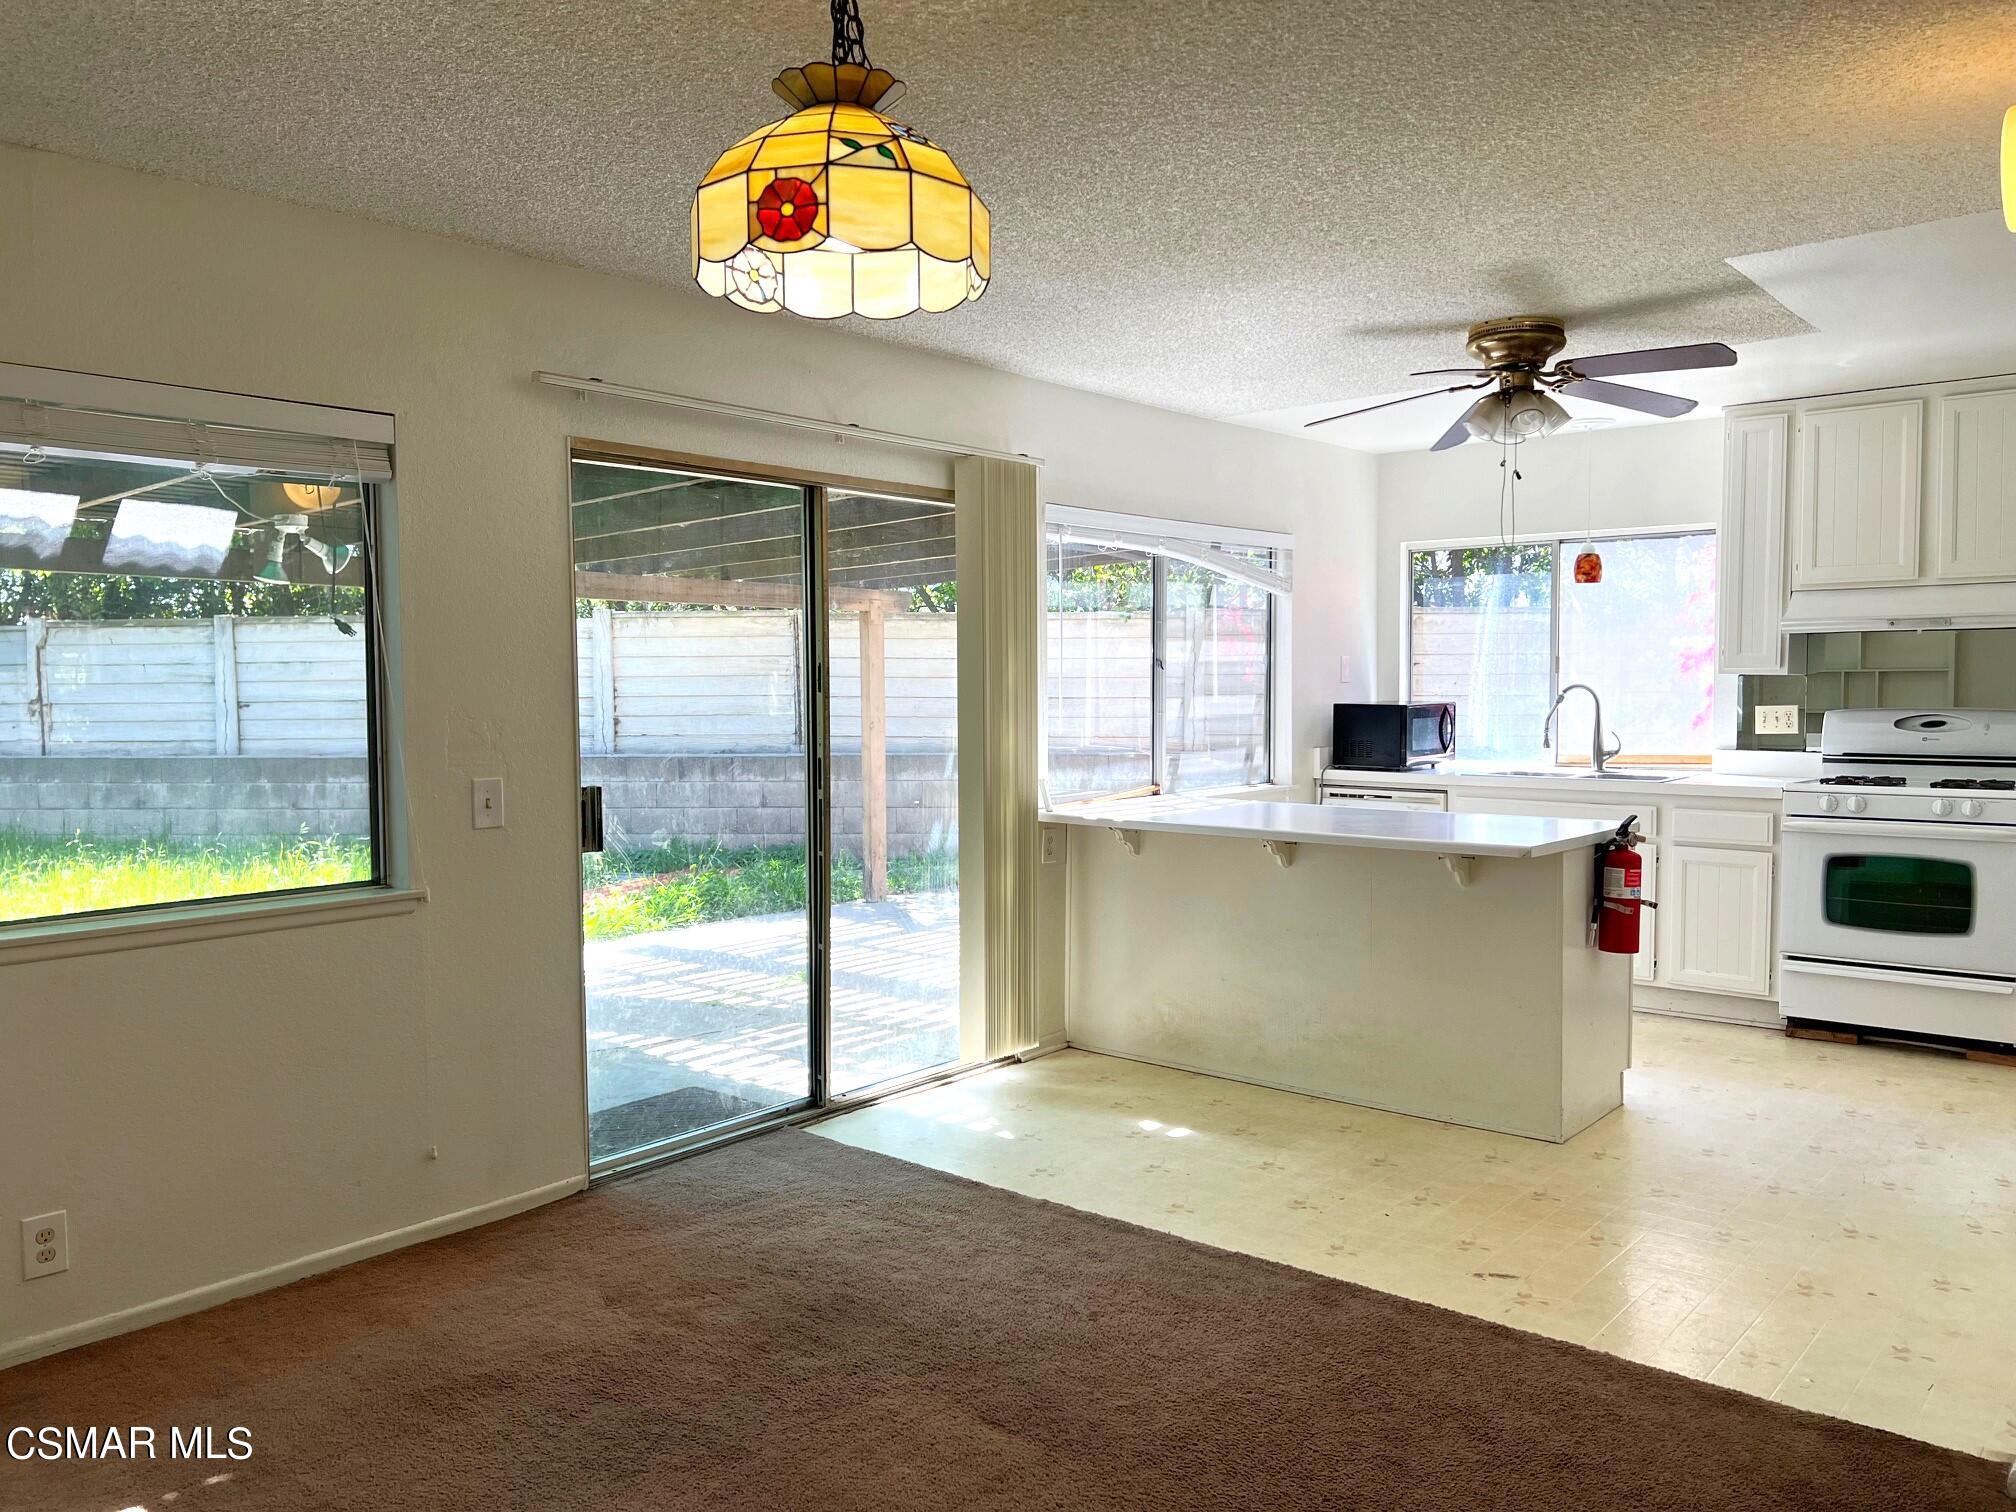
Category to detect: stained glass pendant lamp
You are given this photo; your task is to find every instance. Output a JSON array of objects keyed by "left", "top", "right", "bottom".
[
  {"left": 691, "top": 0, "right": 990, "bottom": 318},
  {"left": 2004, "top": 105, "right": 2016, "bottom": 232}
]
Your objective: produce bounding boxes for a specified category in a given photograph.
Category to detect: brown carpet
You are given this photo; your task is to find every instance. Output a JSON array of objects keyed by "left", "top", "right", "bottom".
[{"left": 3, "top": 1130, "right": 2007, "bottom": 1512}]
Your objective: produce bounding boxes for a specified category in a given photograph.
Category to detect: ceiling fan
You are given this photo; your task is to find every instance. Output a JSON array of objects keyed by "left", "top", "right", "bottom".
[{"left": 1306, "top": 317, "right": 1738, "bottom": 450}]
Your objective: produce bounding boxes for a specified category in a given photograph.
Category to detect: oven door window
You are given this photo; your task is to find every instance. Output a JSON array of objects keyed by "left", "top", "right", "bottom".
[{"left": 1823, "top": 855, "right": 1974, "bottom": 935}]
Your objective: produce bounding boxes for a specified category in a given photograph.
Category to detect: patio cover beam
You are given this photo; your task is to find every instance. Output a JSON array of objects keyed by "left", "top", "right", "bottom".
[{"left": 572, "top": 571, "right": 908, "bottom": 614}]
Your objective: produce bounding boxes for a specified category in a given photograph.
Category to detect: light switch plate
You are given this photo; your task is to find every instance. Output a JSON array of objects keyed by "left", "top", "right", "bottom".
[
  {"left": 1754, "top": 704, "right": 1800, "bottom": 736},
  {"left": 22, "top": 1211, "right": 67, "bottom": 1280},
  {"left": 471, "top": 777, "right": 505, "bottom": 830}
]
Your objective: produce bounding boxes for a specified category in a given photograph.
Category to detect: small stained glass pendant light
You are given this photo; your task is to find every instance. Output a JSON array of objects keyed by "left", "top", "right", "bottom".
[
  {"left": 1572, "top": 447, "right": 1602, "bottom": 583},
  {"left": 692, "top": 0, "right": 990, "bottom": 319}
]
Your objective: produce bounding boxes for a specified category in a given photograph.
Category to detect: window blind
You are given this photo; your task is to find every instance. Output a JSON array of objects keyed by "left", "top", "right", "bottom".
[{"left": 0, "top": 397, "right": 393, "bottom": 482}]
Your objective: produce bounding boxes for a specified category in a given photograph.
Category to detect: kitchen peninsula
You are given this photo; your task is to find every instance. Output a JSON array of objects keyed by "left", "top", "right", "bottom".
[{"left": 1041, "top": 799, "right": 1633, "bottom": 1142}]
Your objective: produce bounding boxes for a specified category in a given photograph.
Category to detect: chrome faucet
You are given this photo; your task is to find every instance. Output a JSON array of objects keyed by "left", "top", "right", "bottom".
[{"left": 1542, "top": 683, "right": 1623, "bottom": 773}]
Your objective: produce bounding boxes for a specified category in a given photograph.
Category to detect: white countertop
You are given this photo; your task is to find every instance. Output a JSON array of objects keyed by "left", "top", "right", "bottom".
[
  {"left": 1040, "top": 798, "right": 1619, "bottom": 858},
  {"left": 1318, "top": 764, "right": 1792, "bottom": 799}
]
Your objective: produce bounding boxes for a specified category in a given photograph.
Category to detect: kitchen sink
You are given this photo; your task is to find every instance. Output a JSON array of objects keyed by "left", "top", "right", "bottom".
[{"left": 1483, "top": 769, "right": 1680, "bottom": 782}]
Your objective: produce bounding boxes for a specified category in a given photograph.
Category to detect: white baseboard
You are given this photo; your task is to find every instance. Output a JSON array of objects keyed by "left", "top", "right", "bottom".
[
  {"left": 1018, "top": 1031, "right": 1069, "bottom": 1061},
  {"left": 1633, "top": 983, "right": 1783, "bottom": 1029},
  {"left": 0, "top": 1174, "right": 585, "bottom": 1371}
]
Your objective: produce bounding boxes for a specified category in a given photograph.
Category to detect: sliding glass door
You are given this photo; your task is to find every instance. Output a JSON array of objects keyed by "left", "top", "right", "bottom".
[
  {"left": 571, "top": 453, "right": 964, "bottom": 1168},
  {"left": 826, "top": 489, "right": 961, "bottom": 1096}
]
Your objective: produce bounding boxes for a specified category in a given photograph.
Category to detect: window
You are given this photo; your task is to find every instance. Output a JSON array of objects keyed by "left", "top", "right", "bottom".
[
  {"left": 0, "top": 389, "right": 388, "bottom": 926},
  {"left": 1408, "top": 529, "right": 1717, "bottom": 766},
  {"left": 1045, "top": 509, "right": 1287, "bottom": 800}
]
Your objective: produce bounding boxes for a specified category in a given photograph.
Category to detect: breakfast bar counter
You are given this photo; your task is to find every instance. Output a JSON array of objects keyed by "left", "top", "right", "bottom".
[{"left": 1041, "top": 798, "right": 1633, "bottom": 1142}]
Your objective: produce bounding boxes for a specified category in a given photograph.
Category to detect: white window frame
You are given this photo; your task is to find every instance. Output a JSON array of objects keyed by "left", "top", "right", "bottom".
[
  {"left": 1043, "top": 504, "right": 1293, "bottom": 802},
  {"left": 0, "top": 364, "right": 417, "bottom": 958},
  {"left": 1397, "top": 522, "right": 1719, "bottom": 766}
]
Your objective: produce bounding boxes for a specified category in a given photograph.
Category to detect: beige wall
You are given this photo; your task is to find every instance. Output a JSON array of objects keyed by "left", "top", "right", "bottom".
[
  {"left": 1373, "top": 419, "right": 1723, "bottom": 699},
  {"left": 0, "top": 143, "right": 1377, "bottom": 1361}
]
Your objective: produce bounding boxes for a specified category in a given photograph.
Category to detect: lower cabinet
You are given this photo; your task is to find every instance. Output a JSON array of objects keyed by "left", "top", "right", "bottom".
[
  {"left": 1631, "top": 844, "right": 1658, "bottom": 986},
  {"left": 1664, "top": 845, "right": 1775, "bottom": 997},
  {"left": 1443, "top": 788, "right": 1780, "bottom": 1002}
]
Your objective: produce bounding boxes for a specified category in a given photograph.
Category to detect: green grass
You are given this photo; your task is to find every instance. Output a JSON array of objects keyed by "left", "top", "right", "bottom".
[
  {"left": 0, "top": 829, "right": 954, "bottom": 938},
  {"left": 582, "top": 840, "right": 956, "bottom": 941},
  {"left": 0, "top": 830, "right": 372, "bottom": 923}
]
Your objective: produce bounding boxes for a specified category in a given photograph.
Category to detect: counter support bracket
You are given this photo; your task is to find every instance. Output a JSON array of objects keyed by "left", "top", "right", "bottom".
[
  {"left": 1110, "top": 827, "right": 1142, "bottom": 857},
  {"left": 1439, "top": 854, "right": 1474, "bottom": 888},
  {"left": 1262, "top": 839, "right": 1297, "bottom": 869}
]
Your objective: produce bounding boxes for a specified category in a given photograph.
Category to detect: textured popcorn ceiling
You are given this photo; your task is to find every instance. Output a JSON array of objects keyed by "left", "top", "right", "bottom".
[{"left": 0, "top": 1, "right": 2011, "bottom": 427}]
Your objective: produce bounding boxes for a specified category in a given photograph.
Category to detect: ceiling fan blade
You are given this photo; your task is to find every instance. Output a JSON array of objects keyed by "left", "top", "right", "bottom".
[
  {"left": 1303, "top": 381, "right": 1489, "bottom": 430},
  {"left": 1429, "top": 411, "right": 1475, "bottom": 451},
  {"left": 1409, "top": 367, "right": 1492, "bottom": 377},
  {"left": 1562, "top": 342, "right": 1737, "bottom": 379},
  {"left": 1555, "top": 378, "right": 1699, "bottom": 418}
]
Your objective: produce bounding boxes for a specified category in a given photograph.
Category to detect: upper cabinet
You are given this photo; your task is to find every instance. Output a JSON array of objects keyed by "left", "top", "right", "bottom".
[
  {"left": 1721, "top": 376, "right": 2016, "bottom": 642},
  {"left": 1933, "top": 387, "right": 2016, "bottom": 582},
  {"left": 1791, "top": 398, "right": 1922, "bottom": 589},
  {"left": 1718, "top": 411, "right": 1790, "bottom": 673}
]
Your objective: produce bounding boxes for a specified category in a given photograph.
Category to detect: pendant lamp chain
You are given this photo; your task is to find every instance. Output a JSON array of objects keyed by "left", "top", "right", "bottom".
[{"left": 830, "top": 0, "right": 868, "bottom": 65}]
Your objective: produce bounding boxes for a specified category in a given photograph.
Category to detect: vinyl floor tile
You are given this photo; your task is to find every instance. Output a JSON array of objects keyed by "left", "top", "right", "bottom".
[{"left": 816, "top": 1014, "right": 2016, "bottom": 1461}]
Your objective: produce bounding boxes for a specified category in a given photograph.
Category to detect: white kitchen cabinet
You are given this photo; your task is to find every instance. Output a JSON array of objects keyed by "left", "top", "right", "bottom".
[
  {"left": 1933, "top": 386, "right": 2016, "bottom": 583},
  {"left": 1718, "top": 411, "right": 1791, "bottom": 673},
  {"left": 1665, "top": 845, "right": 1774, "bottom": 997},
  {"left": 1628, "top": 843, "right": 1658, "bottom": 986},
  {"left": 1792, "top": 398, "right": 1923, "bottom": 589}
]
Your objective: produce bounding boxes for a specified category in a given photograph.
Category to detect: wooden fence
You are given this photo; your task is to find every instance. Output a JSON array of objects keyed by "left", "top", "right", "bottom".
[
  {"left": 0, "top": 617, "right": 367, "bottom": 757},
  {"left": 1408, "top": 605, "right": 1553, "bottom": 760},
  {"left": 1, "top": 608, "right": 1262, "bottom": 763}
]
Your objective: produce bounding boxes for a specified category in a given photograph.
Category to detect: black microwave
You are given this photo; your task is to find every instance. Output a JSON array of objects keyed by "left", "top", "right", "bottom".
[{"left": 1331, "top": 702, "right": 1456, "bottom": 770}]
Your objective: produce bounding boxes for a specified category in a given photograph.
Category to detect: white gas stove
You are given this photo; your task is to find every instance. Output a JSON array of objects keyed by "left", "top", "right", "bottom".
[{"left": 1779, "top": 710, "right": 2016, "bottom": 1046}]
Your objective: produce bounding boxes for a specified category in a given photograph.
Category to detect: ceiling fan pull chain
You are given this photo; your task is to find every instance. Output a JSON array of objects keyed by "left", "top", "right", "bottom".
[{"left": 830, "top": 0, "right": 868, "bottom": 66}]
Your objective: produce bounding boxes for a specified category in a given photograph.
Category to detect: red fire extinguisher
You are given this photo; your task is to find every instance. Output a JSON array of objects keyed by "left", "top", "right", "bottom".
[{"left": 1594, "top": 817, "right": 1653, "bottom": 954}]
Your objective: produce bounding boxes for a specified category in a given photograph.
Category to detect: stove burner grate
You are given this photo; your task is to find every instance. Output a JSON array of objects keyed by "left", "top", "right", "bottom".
[
  {"left": 1928, "top": 778, "right": 2016, "bottom": 791},
  {"left": 1814, "top": 775, "right": 1908, "bottom": 787}
]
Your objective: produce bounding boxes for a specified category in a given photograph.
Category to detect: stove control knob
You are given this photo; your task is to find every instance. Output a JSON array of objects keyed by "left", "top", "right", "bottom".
[
  {"left": 1847, "top": 795, "right": 1869, "bottom": 814},
  {"left": 1931, "top": 798, "right": 1954, "bottom": 817},
  {"left": 1820, "top": 794, "right": 1840, "bottom": 812},
  {"left": 1963, "top": 800, "right": 1985, "bottom": 818}
]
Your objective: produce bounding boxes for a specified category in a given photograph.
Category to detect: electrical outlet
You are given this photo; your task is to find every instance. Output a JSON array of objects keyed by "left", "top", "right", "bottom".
[
  {"left": 471, "top": 777, "right": 505, "bottom": 830},
  {"left": 1754, "top": 704, "right": 1800, "bottom": 736},
  {"left": 22, "top": 1211, "right": 67, "bottom": 1280},
  {"left": 1040, "top": 826, "right": 1065, "bottom": 865}
]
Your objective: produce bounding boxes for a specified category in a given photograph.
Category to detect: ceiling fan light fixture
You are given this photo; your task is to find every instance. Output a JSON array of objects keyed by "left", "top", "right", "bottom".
[{"left": 1461, "top": 388, "right": 1569, "bottom": 445}]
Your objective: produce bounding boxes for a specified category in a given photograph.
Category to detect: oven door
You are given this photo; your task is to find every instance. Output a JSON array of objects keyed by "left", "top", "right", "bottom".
[{"left": 1780, "top": 817, "right": 2016, "bottom": 977}]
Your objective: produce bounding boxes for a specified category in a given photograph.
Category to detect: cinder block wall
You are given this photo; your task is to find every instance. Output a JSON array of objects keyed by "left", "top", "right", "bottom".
[
  {"left": 0, "top": 750, "right": 1155, "bottom": 854},
  {"left": 0, "top": 757, "right": 371, "bottom": 841},
  {"left": 582, "top": 753, "right": 960, "bottom": 858}
]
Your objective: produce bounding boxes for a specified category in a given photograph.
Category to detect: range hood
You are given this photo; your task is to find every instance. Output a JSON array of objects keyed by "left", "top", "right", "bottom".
[{"left": 1781, "top": 580, "right": 2016, "bottom": 635}]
